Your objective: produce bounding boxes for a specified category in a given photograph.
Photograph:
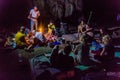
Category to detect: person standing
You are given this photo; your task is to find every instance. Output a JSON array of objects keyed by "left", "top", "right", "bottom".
[
  {"left": 48, "top": 20, "right": 56, "bottom": 35},
  {"left": 78, "top": 21, "right": 86, "bottom": 38},
  {"left": 28, "top": 6, "right": 40, "bottom": 31}
]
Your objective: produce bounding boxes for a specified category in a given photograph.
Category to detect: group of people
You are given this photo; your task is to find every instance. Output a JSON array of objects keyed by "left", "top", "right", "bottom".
[
  {"left": 3, "top": 6, "right": 116, "bottom": 74},
  {"left": 49, "top": 20, "right": 115, "bottom": 74},
  {"left": 7, "top": 6, "right": 57, "bottom": 50},
  {"left": 14, "top": 27, "right": 45, "bottom": 50},
  {"left": 3, "top": 6, "right": 61, "bottom": 51}
]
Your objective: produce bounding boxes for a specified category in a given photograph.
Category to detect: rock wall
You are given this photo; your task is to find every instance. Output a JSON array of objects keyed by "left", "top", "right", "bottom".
[{"left": 32, "top": 0, "right": 83, "bottom": 19}]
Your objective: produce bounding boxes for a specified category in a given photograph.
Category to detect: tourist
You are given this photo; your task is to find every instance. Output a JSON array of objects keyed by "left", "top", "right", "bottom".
[
  {"left": 28, "top": 6, "right": 40, "bottom": 31},
  {"left": 15, "top": 26, "right": 27, "bottom": 49},
  {"left": 60, "top": 24, "right": 65, "bottom": 35},
  {"left": 48, "top": 20, "right": 56, "bottom": 36},
  {"left": 4, "top": 36, "right": 16, "bottom": 49},
  {"left": 78, "top": 20, "right": 86, "bottom": 38},
  {"left": 27, "top": 30, "right": 45, "bottom": 49},
  {"left": 94, "top": 35, "right": 115, "bottom": 70},
  {"left": 58, "top": 38, "right": 68, "bottom": 51},
  {"left": 50, "top": 45, "right": 59, "bottom": 68},
  {"left": 74, "top": 34, "right": 90, "bottom": 65},
  {"left": 56, "top": 45, "right": 74, "bottom": 71},
  {"left": 85, "top": 24, "right": 94, "bottom": 45}
]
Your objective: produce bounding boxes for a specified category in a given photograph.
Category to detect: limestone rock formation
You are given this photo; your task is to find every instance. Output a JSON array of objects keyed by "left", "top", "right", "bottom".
[{"left": 32, "top": 0, "right": 83, "bottom": 19}]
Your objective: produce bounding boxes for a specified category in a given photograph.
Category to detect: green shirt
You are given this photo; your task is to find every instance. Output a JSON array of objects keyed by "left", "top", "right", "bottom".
[{"left": 48, "top": 24, "right": 56, "bottom": 33}]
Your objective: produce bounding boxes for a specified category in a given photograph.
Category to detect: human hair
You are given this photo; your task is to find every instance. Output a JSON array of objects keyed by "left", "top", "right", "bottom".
[
  {"left": 100, "top": 27, "right": 108, "bottom": 35},
  {"left": 50, "top": 20, "right": 54, "bottom": 23},
  {"left": 34, "top": 6, "right": 38, "bottom": 8},
  {"left": 20, "top": 26, "right": 25, "bottom": 33},
  {"left": 102, "top": 35, "right": 111, "bottom": 45}
]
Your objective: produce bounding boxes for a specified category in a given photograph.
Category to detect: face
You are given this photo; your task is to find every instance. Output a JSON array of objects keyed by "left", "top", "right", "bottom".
[
  {"left": 50, "top": 22, "right": 53, "bottom": 25},
  {"left": 34, "top": 6, "right": 38, "bottom": 11},
  {"left": 102, "top": 35, "right": 110, "bottom": 45},
  {"left": 81, "top": 21, "right": 84, "bottom": 25}
]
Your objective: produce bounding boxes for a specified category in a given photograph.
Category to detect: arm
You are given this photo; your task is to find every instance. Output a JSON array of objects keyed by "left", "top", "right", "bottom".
[
  {"left": 100, "top": 47, "right": 105, "bottom": 56},
  {"left": 35, "top": 11, "right": 40, "bottom": 19},
  {"left": 53, "top": 25, "right": 56, "bottom": 31},
  {"left": 28, "top": 9, "right": 33, "bottom": 19},
  {"left": 78, "top": 26, "right": 80, "bottom": 33},
  {"left": 73, "top": 45, "right": 79, "bottom": 55},
  {"left": 28, "top": 10, "right": 32, "bottom": 19},
  {"left": 4, "top": 39, "right": 9, "bottom": 47},
  {"left": 78, "top": 26, "right": 81, "bottom": 37},
  {"left": 84, "top": 28, "right": 93, "bottom": 33},
  {"left": 37, "top": 11, "right": 40, "bottom": 17},
  {"left": 28, "top": 14, "right": 32, "bottom": 19}
]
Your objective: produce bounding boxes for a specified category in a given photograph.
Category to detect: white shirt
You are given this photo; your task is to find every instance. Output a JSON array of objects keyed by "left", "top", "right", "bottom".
[
  {"left": 35, "top": 32, "right": 44, "bottom": 42},
  {"left": 30, "top": 9, "right": 40, "bottom": 21}
]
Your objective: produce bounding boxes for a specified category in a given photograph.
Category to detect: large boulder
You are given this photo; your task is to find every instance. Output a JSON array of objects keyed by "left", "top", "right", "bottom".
[{"left": 62, "top": 33, "right": 78, "bottom": 42}]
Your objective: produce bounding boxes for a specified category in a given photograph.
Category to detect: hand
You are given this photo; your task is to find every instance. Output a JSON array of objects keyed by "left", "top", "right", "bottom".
[
  {"left": 100, "top": 53, "right": 103, "bottom": 56},
  {"left": 27, "top": 15, "right": 31, "bottom": 19}
]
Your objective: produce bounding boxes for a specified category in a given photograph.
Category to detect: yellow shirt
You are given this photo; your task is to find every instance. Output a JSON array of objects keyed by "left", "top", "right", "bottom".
[
  {"left": 48, "top": 24, "right": 55, "bottom": 33},
  {"left": 15, "top": 32, "right": 26, "bottom": 46}
]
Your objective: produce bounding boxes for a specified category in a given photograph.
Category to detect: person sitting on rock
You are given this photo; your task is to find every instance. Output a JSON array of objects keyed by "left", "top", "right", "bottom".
[{"left": 15, "top": 26, "right": 27, "bottom": 49}]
